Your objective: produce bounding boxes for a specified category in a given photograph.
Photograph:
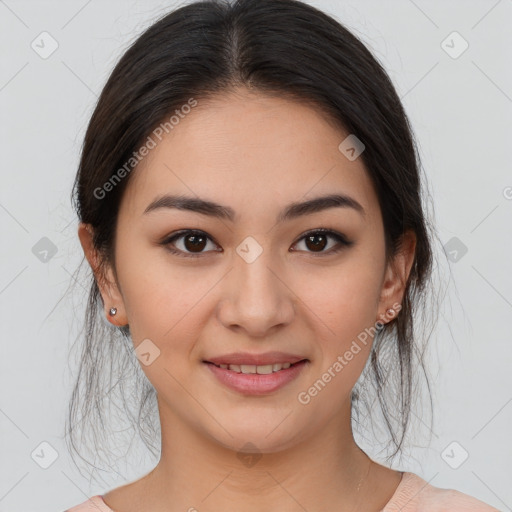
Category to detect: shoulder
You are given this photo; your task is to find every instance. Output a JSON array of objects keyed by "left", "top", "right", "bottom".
[
  {"left": 383, "top": 472, "right": 501, "bottom": 511},
  {"left": 64, "top": 495, "right": 113, "bottom": 512}
]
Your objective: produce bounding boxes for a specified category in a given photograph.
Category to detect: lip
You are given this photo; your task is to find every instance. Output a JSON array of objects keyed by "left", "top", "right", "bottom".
[
  {"left": 203, "top": 351, "right": 308, "bottom": 366},
  {"left": 204, "top": 359, "right": 309, "bottom": 395}
]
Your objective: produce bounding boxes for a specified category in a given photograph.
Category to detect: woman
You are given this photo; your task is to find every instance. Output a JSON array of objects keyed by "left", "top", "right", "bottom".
[{"left": 64, "top": 0, "right": 500, "bottom": 510}]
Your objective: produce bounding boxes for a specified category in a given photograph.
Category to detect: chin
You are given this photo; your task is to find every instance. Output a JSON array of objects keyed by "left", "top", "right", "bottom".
[{"left": 203, "top": 417, "right": 306, "bottom": 456}]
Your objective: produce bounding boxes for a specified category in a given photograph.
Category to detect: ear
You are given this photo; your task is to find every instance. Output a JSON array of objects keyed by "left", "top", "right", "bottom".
[
  {"left": 77, "top": 222, "right": 128, "bottom": 327},
  {"left": 376, "top": 229, "right": 416, "bottom": 326}
]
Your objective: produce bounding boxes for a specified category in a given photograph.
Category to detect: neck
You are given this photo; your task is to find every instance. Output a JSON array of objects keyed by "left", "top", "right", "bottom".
[{"left": 138, "top": 398, "right": 385, "bottom": 512}]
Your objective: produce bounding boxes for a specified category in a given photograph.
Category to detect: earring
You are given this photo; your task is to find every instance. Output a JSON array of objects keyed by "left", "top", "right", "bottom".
[
  {"left": 109, "top": 307, "right": 117, "bottom": 316},
  {"left": 376, "top": 305, "right": 400, "bottom": 330}
]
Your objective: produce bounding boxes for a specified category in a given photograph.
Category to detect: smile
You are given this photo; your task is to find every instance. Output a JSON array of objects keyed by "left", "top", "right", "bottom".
[
  {"left": 208, "top": 361, "right": 304, "bottom": 374},
  {"left": 204, "top": 360, "right": 309, "bottom": 395}
]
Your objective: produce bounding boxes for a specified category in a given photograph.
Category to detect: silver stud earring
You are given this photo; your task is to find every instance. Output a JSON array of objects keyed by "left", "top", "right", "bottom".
[
  {"left": 109, "top": 307, "right": 117, "bottom": 316},
  {"left": 376, "top": 305, "right": 400, "bottom": 331}
]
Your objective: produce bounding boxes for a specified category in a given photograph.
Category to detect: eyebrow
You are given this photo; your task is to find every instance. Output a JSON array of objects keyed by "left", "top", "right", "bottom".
[{"left": 143, "top": 193, "right": 365, "bottom": 222}]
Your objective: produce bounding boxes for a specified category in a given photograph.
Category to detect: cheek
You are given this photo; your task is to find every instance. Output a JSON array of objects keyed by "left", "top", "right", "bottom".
[
  {"left": 115, "top": 254, "right": 214, "bottom": 397},
  {"left": 292, "top": 264, "right": 382, "bottom": 393},
  {"left": 116, "top": 243, "right": 220, "bottom": 360},
  {"left": 295, "top": 261, "right": 382, "bottom": 338}
]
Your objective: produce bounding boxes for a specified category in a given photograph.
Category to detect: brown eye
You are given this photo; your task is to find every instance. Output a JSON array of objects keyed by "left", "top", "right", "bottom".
[
  {"left": 162, "top": 230, "right": 220, "bottom": 258},
  {"left": 182, "top": 233, "right": 208, "bottom": 252},
  {"left": 292, "top": 229, "right": 353, "bottom": 255},
  {"left": 304, "top": 233, "right": 328, "bottom": 252}
]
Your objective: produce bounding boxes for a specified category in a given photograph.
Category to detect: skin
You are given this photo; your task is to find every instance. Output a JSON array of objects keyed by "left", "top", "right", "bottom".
[{"left": 78, "top": 87, "right": 416, "bottom": 512}]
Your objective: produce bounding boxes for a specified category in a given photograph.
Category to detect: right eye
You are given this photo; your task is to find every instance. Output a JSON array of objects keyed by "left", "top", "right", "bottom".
[{"left": 161, "top": 230, "right": 221, "bottom": 258}]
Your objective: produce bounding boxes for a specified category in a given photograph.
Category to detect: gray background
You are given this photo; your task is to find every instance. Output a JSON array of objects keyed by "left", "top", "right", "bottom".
[{"left": 0, "top": 0, "right": 511, "bottom": 510}]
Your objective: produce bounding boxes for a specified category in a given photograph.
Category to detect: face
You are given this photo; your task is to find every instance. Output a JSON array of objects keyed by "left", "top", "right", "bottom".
[{"left": 80, "top": 88, "right": 415, "bottom": 455}]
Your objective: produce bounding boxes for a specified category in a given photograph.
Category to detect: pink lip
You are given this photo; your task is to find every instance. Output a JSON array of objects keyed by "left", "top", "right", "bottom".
[
  {"left": 204, "top": 360, "right": 309, "bottom": 395},
  {"left": 204, "top": 351, "right": 307, "bottom": 366}
]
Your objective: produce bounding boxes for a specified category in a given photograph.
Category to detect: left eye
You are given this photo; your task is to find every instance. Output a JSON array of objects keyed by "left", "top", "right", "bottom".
[
  {"left": 292, "top": 229, "right": 353, "bottom": 254},
  {"left": 161, "top": 228, "right": 353, "bottom": 258}
]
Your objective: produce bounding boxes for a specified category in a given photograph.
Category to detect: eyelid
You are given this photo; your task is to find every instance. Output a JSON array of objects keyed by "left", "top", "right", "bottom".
[{"left": 161, "top": 228, "right": 353, "bottom": 258}]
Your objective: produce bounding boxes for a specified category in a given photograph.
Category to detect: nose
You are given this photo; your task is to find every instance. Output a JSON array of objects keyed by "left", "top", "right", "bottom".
[{"left": 216, "top": 250, "right": 296, "bottom": 337}]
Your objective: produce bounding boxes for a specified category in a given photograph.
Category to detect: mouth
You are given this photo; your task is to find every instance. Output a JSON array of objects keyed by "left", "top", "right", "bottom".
[
  {"left": 203, "top": 359, "right": 309, "bottom": 374},
  {"left": 203, "top": 358, "right": 310, "bottom": 394}
]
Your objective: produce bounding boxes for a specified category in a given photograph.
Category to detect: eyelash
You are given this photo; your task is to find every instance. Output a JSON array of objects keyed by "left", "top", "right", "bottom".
[{"left": 160, "top": 228, "right": 354, "bottom": 259}]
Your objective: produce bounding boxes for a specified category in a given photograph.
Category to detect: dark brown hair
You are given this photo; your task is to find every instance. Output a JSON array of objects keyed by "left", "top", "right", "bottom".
[{"left": 66, "top": 0, "right": 442, "bottom": 482}]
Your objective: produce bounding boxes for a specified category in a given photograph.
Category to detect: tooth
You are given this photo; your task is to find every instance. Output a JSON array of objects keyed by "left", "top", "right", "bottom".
[
  {"left": 256, "top": 364, "right": 274, "bottom": 374},
  {"left": 218, "top": 362, "right": 297, "bottom": 373}
]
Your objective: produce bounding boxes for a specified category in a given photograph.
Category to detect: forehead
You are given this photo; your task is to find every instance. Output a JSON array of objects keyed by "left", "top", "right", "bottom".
[{"left": 120, "top": 89, "right": 380, "bottom": 225}]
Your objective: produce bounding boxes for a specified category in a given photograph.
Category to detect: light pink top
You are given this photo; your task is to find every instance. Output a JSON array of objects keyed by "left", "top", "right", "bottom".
[{"left": 64, "top": 471, "right": 501, "bottom": 511}]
